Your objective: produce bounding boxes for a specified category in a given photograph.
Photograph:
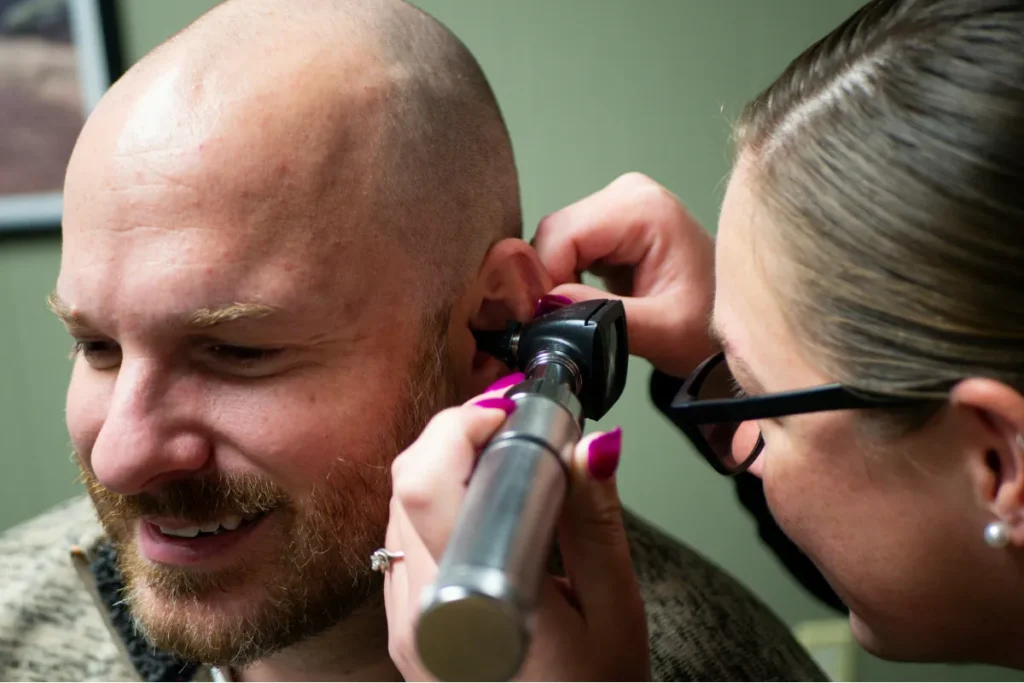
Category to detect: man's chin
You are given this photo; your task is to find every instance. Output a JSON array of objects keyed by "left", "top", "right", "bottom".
[
  {"left": 128, "top": 568, "right": 284, "bottom": 667},
  {"left": 132, "top": 566, "right": 260, "bottom": 615},
  {"left": 117, "top": 525, "right": 308, "bottom": 667},
  {"left": 116, "top": 530, "right": 382, "bottom": 667}
]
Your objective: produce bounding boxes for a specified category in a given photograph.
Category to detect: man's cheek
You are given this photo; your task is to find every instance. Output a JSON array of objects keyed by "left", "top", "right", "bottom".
[{"left": 215, "top": 394, "right": 365, "bottom": 484}]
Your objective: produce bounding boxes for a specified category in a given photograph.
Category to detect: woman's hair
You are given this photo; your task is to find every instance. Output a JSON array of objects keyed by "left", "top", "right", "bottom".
[{"left": 735, "top": 0, "right": 1024, "bottom": 430}]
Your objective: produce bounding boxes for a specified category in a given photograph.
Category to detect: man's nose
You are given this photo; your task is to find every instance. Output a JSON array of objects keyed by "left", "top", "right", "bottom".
[{"left": 89, "top": 360, "right": 211, "bottom": 495}]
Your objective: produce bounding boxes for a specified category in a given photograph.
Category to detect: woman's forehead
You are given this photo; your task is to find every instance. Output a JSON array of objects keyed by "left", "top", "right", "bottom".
[{"left": 714, "top": 162, "right": 828, "bottom": 392}]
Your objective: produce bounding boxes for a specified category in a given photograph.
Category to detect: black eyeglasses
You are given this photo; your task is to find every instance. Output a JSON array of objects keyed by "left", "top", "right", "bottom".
[{"left": 667, "top": 352, "right": 920, "bottom": 476}]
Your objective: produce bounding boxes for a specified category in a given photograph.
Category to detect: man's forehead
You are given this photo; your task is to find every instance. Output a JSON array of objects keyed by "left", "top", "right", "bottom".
[
  {"left": 60, "top": 233, "right": 372, "bottom": 305},
  {"left": 57, "top": 9, "right": 425, "bottom": 339},
  {"left": 63, "top": 29, "right": 391, "bottom": 240},
  {"left": 61, "top": 98, "right": 393, "bottom": 290}
]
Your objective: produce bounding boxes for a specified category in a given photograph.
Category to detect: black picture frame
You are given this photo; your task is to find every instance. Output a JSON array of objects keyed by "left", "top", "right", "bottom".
[{"left": 0, "top": 0, "right": 123, "bottom": 235}]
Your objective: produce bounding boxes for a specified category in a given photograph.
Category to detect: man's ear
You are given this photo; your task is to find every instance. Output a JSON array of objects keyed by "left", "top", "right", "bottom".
[
  {"left": 951, "top": 378, "right": 1024, "bottom": 546},
  {"left": 449, "top": 238, "right": 552, "bottom": 395},
  {"left": 469, "top": 238, "right": 552, "bottom": 329}
]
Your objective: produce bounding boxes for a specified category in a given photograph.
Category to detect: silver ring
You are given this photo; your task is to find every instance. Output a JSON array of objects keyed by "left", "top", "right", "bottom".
[{"left": 370, "top": 547, "right": 404, "bottom": 573}]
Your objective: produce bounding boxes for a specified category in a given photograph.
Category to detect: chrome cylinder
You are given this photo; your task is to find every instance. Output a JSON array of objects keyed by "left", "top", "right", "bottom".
[{"left": 415, "top": 356, "right": 582, "bottom": 681}]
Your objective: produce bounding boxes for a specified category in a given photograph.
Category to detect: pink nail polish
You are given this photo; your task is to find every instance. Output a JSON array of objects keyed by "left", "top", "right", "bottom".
[
  {"left": 588, "top": 427, "right": 622, "bottom": 480},
  {"left": 485, "top": 372, "right": 526, "bottom": 392},
  {"left": 474, "top": 397, "right": 517, "bottom": 415},
  {"left": 532, "top": 294, "right": 574, "bottom": 318}
]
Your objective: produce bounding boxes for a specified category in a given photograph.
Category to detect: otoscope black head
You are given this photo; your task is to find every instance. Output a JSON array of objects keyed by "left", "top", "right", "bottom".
[
  {"left": 471, "top": 322, "right": 520, "bottom": 367},
  {"left": 471, "top": 299, "right": 629, "bottom": 420}
]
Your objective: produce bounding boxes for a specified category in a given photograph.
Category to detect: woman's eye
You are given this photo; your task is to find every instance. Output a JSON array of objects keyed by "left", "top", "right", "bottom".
[
  {"left": 728, "top": 376, "right": 748, "bottom": 398},
  {"left": 72, "top": 341, "right": 122, "bottom": 369}
]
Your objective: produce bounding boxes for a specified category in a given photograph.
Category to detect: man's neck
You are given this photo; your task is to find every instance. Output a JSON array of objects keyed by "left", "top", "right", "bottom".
[{"left": 238, "top": 598, "right": 401, "bottom": 682}]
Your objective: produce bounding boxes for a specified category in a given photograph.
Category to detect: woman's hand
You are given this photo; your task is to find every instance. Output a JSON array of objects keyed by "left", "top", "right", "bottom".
[
  {"left": 532, "top": 172, "right": 717, "bottom": 378},
  {"left": 383, "top": 379, "right": 651, "bottom": 681}
]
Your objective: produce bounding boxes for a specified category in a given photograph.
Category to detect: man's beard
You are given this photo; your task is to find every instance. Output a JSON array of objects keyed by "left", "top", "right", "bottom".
[{"left": 79, "top": 318, "right": 458, "bottom": 668}]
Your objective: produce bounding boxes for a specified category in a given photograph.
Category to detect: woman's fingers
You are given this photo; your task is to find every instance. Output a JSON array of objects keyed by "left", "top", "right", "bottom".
[
  {"left": 557, "top": 428, "right": 652, "bottom": 677},
  {"left": 390, "top": 384, "right": 520, "bottom": 561},
  {"left": 383, "top": 497, "right": 442, "bottom": 680},
  {"left": 531, "top": 172, "right": 717, "bottom": 377},
  {"left": 384, "top": 416, "right": 650, "bottom": 681},
  {"left": 532, "top": 173, "right": 668, "bottom": 285}
]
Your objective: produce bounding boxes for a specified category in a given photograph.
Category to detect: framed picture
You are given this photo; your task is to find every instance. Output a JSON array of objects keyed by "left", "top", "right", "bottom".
[{"left": 0, "top": 0, "right": 122, "bottom": 234}]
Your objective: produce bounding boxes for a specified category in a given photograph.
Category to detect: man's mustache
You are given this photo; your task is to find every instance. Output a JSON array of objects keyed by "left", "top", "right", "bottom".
[{"left": 82, "top": 467, "right": 289, "bottom": 522}]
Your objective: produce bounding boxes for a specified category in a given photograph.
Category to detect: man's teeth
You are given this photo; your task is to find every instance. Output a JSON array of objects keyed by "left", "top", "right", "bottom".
[
  {"left": 158, "top": 513, "right": 250, "bottom": 538},
  {"left": 221, "top": 514, "right": 243, "bottom": 531},
  {"left": 160, "top": 526, "right": 201, "bottom": 538}
]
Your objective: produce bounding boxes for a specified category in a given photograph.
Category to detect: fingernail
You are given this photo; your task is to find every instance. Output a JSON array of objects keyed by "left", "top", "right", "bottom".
[
  {"left": 474, "top": 397, "right": 517, "bottom": 415},
  {"left": 588, "top": 427, "right": 622, "bottom": 481},
  {"left": 485, "top": 372, "right": 526, "bottom": 392},
  {"left": 532, "top": 294, "right": 573, "bottom": 318}
]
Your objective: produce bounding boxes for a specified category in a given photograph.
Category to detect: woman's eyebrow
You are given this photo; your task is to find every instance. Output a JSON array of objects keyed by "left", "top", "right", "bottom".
[{"left": 708, "top": 317, "right": 767, "bottom": 396}]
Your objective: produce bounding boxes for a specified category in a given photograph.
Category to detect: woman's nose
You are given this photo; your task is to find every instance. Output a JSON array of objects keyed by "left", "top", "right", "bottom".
[
  {"left": 746, "top": 449, "right": 765, "bottom": 478},
  {"left": 733, "top": 421, "right": 764, "bottom": 478}
]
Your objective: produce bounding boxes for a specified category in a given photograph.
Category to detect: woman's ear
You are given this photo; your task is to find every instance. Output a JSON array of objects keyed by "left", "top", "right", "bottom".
[{"left": 951, "top": 378, "right": 1024, "bottom": 546}]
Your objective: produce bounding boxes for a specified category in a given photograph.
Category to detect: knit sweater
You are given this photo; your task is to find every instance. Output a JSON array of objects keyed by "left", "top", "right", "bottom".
[{"left": 0, "top": 495, "right": 823, "bottom": 681}]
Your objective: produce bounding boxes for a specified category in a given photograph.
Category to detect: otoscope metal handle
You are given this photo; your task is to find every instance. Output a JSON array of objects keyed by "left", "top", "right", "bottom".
[{"left": 415, "top": 360, "right": 583, "bottom": 682}]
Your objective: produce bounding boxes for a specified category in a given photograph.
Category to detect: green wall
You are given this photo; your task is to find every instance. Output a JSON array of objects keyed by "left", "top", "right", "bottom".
[{"left": 2, "top": 2, "right": 1020, "bottom": 681}]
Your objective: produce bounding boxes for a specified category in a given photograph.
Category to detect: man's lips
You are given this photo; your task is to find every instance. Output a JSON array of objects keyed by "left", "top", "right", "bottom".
[
  {"left": 138, "top": 510, "right": 273, "bottom": 567},
  {"left": 142, "top": 511, "right": 264, "bottom": 537}
]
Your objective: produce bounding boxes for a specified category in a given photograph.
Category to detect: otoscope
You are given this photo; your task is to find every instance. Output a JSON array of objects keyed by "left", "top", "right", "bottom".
[{"left": 414, "top": 298, "right": 629, "bottom": 682}]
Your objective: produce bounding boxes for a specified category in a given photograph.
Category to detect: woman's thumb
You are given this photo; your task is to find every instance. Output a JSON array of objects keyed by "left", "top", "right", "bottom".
[
  {"left": 562, "top": 428, "right": 629, "bottom": 555},
  {"left": 557, "top": 429, "right": 644, "bottom": 631}
]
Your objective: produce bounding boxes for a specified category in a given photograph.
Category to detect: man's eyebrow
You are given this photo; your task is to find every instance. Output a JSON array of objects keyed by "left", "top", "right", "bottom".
[
  {"left": 187, "top": 303, "right": 277, "bottom": 328},
  {"left": 46, "top": 293, "right": 83, "bottom": 327},
  {"left": 45, "top": 293, "right": 277, "bottom": 329},
  {"left": 708, "top": 315, "right": 767, "bottom": 396}
]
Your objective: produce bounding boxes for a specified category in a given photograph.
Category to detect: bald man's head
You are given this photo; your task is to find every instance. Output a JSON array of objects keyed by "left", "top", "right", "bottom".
[
  {"left": 72, "top": 0, "right": 519, "bottom": 311},
  {"left": 56, "top": 0, "right": 531, "bottom": 669}
]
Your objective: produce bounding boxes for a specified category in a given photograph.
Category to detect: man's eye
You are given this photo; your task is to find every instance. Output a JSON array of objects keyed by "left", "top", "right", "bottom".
[
  {"left": 207, "top": 345, "right": 283, "bottom": 366},
  {"left": 72, "top": 340, "right": 122, "bottom": 370}
]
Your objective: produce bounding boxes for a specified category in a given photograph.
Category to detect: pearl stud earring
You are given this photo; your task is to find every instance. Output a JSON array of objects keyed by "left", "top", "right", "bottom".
[
  {"left": 986, "top": 435, "right": 1024, "bottom": 548},
  {"left": 984, "top": 520, "right": 1011, "bottom": 549}
]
